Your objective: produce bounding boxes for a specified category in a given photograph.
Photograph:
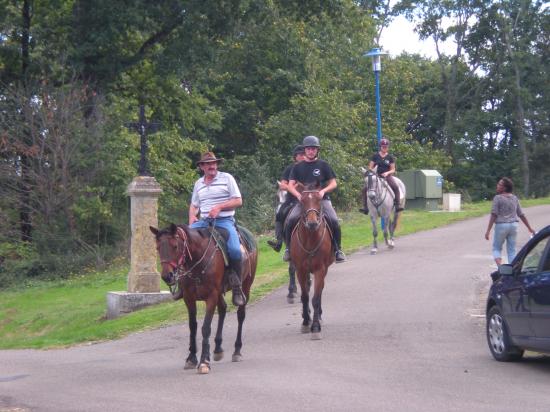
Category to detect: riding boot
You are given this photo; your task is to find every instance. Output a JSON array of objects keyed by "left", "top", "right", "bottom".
[
  {"left": 333, "top": 225, "right": 346, "bottom": 262},
  {"left": 228, "top": 258, "right": 246, "bottom": 306},
  {"left": 358, "top": 187, "right": 369, "bottom": 215},
  {"left": 283, "top": 224, "right": 292, "bottom": 262},
  {"left": 394, "top": 191, "right": 404, "bottom": 212},
  {"left": 267, "top": 221, "right": 283, "bottom": 252}
]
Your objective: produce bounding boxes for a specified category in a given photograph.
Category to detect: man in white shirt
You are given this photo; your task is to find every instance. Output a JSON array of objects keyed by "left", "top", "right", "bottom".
[{"left": 189, "top": 152, "right": 246, "bottom": 306}]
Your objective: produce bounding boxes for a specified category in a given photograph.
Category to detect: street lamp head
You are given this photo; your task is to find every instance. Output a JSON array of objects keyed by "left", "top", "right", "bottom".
[{"left": 364, "top": 47, "right": 387, "bottom": 72}]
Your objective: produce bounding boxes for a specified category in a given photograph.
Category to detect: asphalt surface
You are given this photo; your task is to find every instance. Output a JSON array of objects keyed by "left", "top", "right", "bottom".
[{"left": 1, "top": 205, "right": 550, "bottom": 412}]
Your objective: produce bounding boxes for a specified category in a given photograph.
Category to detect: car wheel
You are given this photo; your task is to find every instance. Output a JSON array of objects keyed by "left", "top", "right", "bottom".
[{"left": 486, "top": 306, "right": 524, "bottom": 362}]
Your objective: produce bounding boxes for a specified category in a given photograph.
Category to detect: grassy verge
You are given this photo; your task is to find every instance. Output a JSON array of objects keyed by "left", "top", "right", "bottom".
[{"left": 1, "top": 198, "right": 548, "bottom": 349}]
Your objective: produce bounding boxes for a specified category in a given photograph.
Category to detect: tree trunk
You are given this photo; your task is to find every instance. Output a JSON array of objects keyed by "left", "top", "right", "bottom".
[
  {"left": 19, "top": 0, "right": 33, "bottom": 241},
  {"left": 503, "top": 17, "right": 530, "bottom": 196}
]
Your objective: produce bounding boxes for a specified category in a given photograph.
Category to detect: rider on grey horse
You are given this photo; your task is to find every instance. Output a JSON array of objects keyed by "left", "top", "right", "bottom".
[{"left": 360, "top": 137, "right": 404, "bottom": 214}]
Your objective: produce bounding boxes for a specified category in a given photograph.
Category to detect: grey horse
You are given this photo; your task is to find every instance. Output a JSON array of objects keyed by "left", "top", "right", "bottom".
[{"left": 362, "top": 169, "right": 406, "bottom": 254}]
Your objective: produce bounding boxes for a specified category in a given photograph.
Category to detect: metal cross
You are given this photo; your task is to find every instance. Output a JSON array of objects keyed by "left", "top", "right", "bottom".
[{"left": 126, "top": 105, "right": 161, "bottom": 176}]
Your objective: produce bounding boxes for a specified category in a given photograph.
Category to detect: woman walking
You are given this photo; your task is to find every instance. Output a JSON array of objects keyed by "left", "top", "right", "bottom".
[{"left": 484, "top": 177, "right": 536, "bottom": 265}]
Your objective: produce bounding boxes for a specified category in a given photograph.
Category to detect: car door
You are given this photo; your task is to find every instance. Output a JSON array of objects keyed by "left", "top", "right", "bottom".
[
  {"left": 501, "top": 272, "right": 533, "bottom": 338},
  {"left": 525, "top": 236, "right": 550, "bottom": 341}
]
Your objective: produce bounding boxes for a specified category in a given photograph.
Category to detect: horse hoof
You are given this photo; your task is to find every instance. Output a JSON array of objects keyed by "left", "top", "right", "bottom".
[
  {"left": 301, "top": 324, "right": 310, "bottom": 333},
  {"left": 197, "top": 363, "right": 210, "bottom": 374},
  {"left": 213, "top": 351, "right": 224, "bottom": 362},
  {"left": 370, "top": 249, "right": 377, "bottom": 255},
  {"left": 184, "top": 361, "right": 197, "bottom": 370},
  {"left": 232, "top": 353, "right": 243, "bottom": 362},
  {"left": 311, "top": 332, "right": 321, "bottom": 340},
  {"left": 287, "top": 297, "right": 295, "bottom": 304},
  {"left": 388, "top": 244, "right": 394, "bottom": 249}
]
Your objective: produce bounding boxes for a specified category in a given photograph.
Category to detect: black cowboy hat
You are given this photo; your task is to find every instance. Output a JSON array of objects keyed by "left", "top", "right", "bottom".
[{"left": 196, "top": 151, "right": 224, "bottom": 165}]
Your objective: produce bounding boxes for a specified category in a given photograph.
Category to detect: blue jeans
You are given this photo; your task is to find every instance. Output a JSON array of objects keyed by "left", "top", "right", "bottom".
[
  {"left": 191, "top": 217, "right": 242, "bottom": 260},
  {"left": 492, "top": 222, "right": 518, "bottom": 263}
]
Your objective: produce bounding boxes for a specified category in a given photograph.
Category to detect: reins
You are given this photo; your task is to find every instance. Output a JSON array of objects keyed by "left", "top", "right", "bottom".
[
  {"left": 293, "top": 189, "right": 330, "bottom": 266},
  {"left": 367, "top": 172, "right": 391, "bottom": 211},
  {"left": 295, "top": 218, "right": 328, "bottom": 258},
  {"left": 167, "top": 226, "right": 219, "bottom": 288}
]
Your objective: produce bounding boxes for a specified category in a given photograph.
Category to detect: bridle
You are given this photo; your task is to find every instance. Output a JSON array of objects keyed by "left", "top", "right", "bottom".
[
  {"left": 294, "top": 189, "right": 328, "bottom": 259},
  {"left": 367, "top": 170, "right": 389, "bottom": 208},
  {"left": 301, "top": 190, "right": 323, "bottom": 228},
  {"left": 158, "top": 226, "right": 218, "bottom": 292}
]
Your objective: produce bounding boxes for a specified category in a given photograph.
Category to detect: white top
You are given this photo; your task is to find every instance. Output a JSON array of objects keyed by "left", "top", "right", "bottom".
[{"left": 191, "top": 172, "right": 241, "bottom": 218}]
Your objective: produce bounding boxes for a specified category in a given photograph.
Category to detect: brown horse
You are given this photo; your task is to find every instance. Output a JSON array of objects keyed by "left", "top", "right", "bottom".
[
  {"left": 150, "top": 223, "right": 257, "bottom": 374},
  {"left": 289, "top": 183, "right": 335, "bottom": 339}
]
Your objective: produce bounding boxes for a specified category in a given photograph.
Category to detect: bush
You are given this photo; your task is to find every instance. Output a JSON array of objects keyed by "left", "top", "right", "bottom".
[
  {"left": 225, "top": 156, "right": 277, "bottom": 234},
  {"left": 0, "top": 241, "right": 43, "bottom": 288}
]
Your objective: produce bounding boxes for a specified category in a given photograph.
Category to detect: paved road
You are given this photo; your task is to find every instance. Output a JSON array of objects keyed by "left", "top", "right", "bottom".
[{"left": 1, "top": 205, "right": 549, "bottom": 412}]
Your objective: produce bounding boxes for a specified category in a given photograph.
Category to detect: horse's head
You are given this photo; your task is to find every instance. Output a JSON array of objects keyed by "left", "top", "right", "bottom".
[
  {"left": 298, "top": 182, "right": 322, "bottom": 230},
  {"left": 277, "top": 187, "right": 288, "bottom": 204},
  {"left": 150, "top": 223, "right": 187, "bottom": 286},
  {"left": 365, "top": 170, "right": 378, "bottom": 201}
]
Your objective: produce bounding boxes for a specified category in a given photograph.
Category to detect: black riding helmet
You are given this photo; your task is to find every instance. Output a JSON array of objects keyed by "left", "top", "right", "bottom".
[
  {"left": 292, "top": 145, "right": 305, "bottom": 157},
  {"left": 302, "top": 135, "right": 320, "bottom": 148}
]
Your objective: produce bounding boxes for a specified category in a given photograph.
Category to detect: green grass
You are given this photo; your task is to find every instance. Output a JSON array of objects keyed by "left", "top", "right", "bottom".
[{"left": 1, "top": 198, "right": 548, "bottom": 349}]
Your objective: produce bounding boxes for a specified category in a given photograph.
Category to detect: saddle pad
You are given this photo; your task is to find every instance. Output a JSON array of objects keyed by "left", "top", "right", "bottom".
[
  {"left": 207, "top": 227, "right": 230, "bottom": 266},
  {"left": 237, "top": 225, "right": 257, "bottom": 252}
]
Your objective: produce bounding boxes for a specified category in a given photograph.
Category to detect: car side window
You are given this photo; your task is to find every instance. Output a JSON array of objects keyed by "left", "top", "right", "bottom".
[
  {"left": 541, "top": 239, "right": 550, "bottom": 272},
  {"left": 520, "top": 238, "right": 549, "bottom": 276}
]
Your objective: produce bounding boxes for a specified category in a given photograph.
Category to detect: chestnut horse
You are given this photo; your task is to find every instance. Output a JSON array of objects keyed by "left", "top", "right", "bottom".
[
  {"left": 150, "top": 223, "right": 257, "bottom": 374},
  {"left": 289, "top": 184, "right": 335, "bottom": 339}
]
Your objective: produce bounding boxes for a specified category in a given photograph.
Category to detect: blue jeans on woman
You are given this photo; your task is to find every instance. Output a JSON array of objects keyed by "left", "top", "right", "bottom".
[
  {"left": 191, "top": 216, "right": 242, "bottom": 260},
  {"left": 492, "top": 222, "right": 518, "bottom": 263}
]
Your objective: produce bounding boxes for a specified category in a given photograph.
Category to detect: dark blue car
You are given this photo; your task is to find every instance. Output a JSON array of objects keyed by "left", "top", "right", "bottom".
[{"left": 486, "top": 224, "right": 550, "bottom": 361}]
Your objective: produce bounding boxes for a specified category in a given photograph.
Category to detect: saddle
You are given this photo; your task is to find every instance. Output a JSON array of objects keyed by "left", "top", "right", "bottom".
[{"left": 204, "top": 225, "right": 257, "bottom": 267}]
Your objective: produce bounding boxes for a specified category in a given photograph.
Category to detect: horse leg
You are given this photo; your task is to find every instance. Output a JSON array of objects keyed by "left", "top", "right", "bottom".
[
  {"left": 232, "top": 304, "right": 246, "bottom": 362},
  {"left": 310, "top": 270, "right": 326, "bottom": 340},
  {"left": 387, "top": 213, "right": 396, "bottom": 249},
  {"left": 297, "top": 270, "right": 311, "bottom": 333},
  {"left": 383, "top": 217, "right": 390, "bottom": 247},
  {"left": 183, "top": 299, "right": 198, "bottom": 370},
  {"left": 213, "top": 295, "right": 227, "bottom": 362},
  {"left": 370, "top": 215, "right": 378, "bottom": 255},
  {"left": 287, "top": 263, "right": 297, "bottom": 304},
  {"left": 198, "top": 296, "right": 217, "bottom": 374}
]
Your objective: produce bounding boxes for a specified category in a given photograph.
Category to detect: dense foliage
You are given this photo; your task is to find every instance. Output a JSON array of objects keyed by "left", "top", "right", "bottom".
[{"left": 1, "top": 0, "right": 548, "bottom": 285}]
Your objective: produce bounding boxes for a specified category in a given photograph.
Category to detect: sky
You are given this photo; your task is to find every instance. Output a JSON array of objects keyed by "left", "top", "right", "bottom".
[{"left": 380, "top": 16, "right": 455, "bottom": 59}]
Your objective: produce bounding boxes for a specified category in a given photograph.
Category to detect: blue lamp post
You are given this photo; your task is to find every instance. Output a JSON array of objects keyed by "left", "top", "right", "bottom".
[
  {"left": 364, "top": 47, "right": 387, "bottom": 146},
  {"left": 364, "top": 47, "right": 387, "bottom": 229}
]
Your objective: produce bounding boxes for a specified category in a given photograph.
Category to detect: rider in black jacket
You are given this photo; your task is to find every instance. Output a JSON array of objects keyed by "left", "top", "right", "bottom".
[{"left": 267, "top": 145, "right": 306, "bottom": 252}]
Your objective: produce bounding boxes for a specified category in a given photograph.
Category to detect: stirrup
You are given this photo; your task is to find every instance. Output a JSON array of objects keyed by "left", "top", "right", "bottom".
[
  {"left": 283, "top": 248, "right": 291, "bottom": 262},
  {"left": 232, "top": 287, "right": 246, "bottom": 306},
  {"left": 335, "top": 250, "right": 346, "bottom": 262}
]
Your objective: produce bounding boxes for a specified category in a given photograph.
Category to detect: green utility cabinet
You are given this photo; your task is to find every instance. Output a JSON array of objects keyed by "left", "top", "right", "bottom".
[{"left": 399, "top": 169, "right": 443, "bottom": 211}]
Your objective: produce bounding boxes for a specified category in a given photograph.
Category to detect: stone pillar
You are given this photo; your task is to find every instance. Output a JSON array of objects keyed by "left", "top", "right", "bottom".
[
  {"left": 127, "top": 176, "right": 162, "bottom": 292},
  {"left": 106, "top": 176, "right": 171, "bottom": 319}
]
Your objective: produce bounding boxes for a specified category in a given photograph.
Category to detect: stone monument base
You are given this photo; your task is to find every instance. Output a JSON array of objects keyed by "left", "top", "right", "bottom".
[{"left": 106, "top": 291, "right": 172, "bottom": 319}]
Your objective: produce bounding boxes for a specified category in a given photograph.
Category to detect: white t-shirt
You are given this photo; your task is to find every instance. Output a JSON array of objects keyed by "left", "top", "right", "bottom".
[{"left": 191, "top": 172, "right": 241, "bottom": 218}]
